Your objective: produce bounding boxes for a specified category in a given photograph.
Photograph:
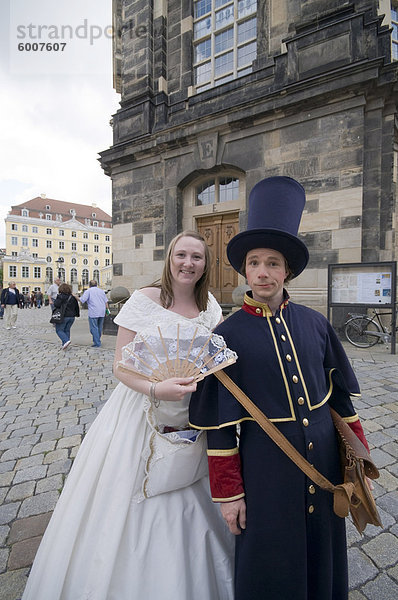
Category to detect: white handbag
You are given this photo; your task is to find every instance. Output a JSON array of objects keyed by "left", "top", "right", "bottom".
[{"left": 137, "top": 401, "right": 208, "bottom": 501}]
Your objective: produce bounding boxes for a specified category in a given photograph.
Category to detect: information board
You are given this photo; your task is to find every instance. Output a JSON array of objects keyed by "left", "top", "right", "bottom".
[
  {"left": 330, "top": 268, "right": 392, "bottom": 305},
  {"left": 327, "top": 261, "right": 396, "bottom": 355}
]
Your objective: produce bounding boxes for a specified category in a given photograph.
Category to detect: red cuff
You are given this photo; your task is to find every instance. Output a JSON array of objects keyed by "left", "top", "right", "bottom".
[
  {"left": 348, "top": 419, "right": 369, "bottom": 452},
  {"left": 207, "top": 452, "right": 245, "bottom": 502}
]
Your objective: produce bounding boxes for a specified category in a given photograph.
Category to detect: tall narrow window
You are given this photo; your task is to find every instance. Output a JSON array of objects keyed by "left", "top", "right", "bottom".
[
  {"left": 193, "top": 0, "right": 257, "bottom": 92},
  {"left": 392, "top": 2, "right": 398, "bottom": 59}
]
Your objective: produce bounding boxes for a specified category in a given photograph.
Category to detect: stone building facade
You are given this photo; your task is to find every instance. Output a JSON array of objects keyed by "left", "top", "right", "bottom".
[{"left": 100, "top": 0, "right": 398, "bottom": 313}]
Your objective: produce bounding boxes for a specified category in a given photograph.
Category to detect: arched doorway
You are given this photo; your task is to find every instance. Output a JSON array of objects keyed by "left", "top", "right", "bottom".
[{"left": 182, "top": 171, "right": 244, "bottom": 304}]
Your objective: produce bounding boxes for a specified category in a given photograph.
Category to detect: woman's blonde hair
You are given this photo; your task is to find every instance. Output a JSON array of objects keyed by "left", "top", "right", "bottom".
[{"left": 159, "top": 230, "right": 211, "bottom": 312}]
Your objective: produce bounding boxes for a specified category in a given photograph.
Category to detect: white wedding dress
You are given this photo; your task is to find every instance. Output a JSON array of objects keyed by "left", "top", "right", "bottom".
[{"left": 22, "top": 291, "right": 234, "bottom": 600}]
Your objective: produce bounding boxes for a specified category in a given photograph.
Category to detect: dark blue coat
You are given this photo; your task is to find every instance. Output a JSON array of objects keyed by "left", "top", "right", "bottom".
[{"left": 190, "top": 295, "right": 361, "bottom": 600}]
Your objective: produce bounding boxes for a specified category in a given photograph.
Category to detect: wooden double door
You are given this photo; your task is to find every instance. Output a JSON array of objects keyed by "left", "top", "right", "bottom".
[{"left": 197, "top": 213, "right": 238, "bottom": 304}]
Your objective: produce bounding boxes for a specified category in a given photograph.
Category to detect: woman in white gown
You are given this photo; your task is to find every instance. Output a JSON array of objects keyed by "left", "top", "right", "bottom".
[{"left": 22, "top": 231, "right": 234, "bottom": 600}]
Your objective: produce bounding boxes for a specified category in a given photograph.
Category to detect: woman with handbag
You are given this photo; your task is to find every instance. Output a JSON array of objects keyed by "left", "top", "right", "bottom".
[
  {"left": 52, "top": 283, "right": 80, "bottom": 350},
  {"left": 22, "top": 231, "right": 234, "bottom": 600}
]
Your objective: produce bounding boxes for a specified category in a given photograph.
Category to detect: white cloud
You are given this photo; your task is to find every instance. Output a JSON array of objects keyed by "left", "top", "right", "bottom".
[{"left": 0, "top": 0, "right": 120, "bottom": 247}]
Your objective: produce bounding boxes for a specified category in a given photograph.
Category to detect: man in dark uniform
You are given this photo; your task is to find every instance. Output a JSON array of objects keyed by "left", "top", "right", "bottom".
[{"left": 190, "top": 176, "right": 371, "bottom": 600}]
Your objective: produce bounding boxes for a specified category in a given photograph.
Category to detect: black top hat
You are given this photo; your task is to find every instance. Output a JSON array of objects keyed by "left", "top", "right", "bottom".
[{"left": 227, "top": 176, "right": 309, "bottom": 278}]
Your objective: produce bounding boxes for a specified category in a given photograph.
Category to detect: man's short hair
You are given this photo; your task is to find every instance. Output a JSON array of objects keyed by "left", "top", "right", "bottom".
[{"left": 89, "top": 280, "right": 98, "bottom": 287}]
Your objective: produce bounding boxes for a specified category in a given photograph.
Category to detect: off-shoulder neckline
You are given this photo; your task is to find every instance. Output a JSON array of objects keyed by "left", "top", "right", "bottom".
[{"left": 134, "top": 289, "right": 205, "bottom": 320}]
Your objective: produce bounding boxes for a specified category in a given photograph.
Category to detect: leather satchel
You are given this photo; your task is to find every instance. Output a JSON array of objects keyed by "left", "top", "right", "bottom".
[{"left": 215, "top": 370, "right": 382, "bottom": 534}]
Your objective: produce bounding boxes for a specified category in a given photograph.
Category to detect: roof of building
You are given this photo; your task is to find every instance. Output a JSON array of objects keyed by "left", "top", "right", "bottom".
[{"left": 9, "top": 197, "right": 112, "bottom": 227}]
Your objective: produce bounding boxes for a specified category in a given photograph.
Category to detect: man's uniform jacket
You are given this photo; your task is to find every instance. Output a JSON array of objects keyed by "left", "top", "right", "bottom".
[{"left": 190, "top": 292, "right": 368, "bottom": 600}]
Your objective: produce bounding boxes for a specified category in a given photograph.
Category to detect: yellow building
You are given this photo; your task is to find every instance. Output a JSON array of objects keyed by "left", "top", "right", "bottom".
[{"left": 3, "top": 195, "right": 112, "bottom": 295}]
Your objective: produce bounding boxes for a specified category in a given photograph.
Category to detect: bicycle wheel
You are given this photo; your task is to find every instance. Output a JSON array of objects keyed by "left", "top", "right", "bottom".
[{"left": 344, "top": 317, "right": 381, "bottom": 348}]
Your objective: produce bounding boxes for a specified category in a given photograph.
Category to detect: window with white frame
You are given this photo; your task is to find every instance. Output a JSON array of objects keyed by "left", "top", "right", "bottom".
[
  {"left": 11, "top": 223, "right": 18, "bottom": 230},
  {"left": 46, "top": 256, "right": 52, "bottom": 262},
  {"left": 34, "top": 267, "right": 41, "bottom": 278},
  {"left": 32, "top": 226, "right": 38, "bottom": 233},
  {"left": 22, "top": 209, "right": 29, "bottom": 217},
  {"left": 11, "top": 251, "right": 17, "bottom": 257},
  {"left": 22, "top": 237, "right": 28, "bottom": 246},
  {"left": 83, "top": 243, "right": 89, "bottom": 252},
  {"left": 94, "top": 259, "right": 99, "bottom": 266},
  {"left": 59, "top": 241, "right": 65, "bottom": 250},
  {"left": 83, "top": 258, "right": 89, "bottom": 265},
  {"left": 195, "top": 175, "right": 240, "bottom": 205},
  {"left": 22, "top": 225, "right": 28, "bottom": 232},
  {"left": 46, "top": 214, "right": 52, "bottom": 220},
  {"left": 105, "top": 246, "right": 110, "bottom": 254},
  {"left": 59, "top": 267, "right": 66, "bottom": 281},
  {"left": 105, "top": 235, "right": 110, "bottom": 241},
  {"left": 193, "top": 0, "right": 257, "bottom": 92},
  {"left": 94, "top": 234, "right": 99, "bottom": 240},
  {"left": 72, "top": 242, "right": 77, "bottom": 251},
  {"left": 83, "top": 232, "right": 88, "bottom": 239},
  {"left": 93, "top": 269, "right": 100, "bottom": 282},
  {"left": 22, "top": 266, "right": 29, "bottom": 278},
  {"left": 46, "top": 240, "right": 52, "bottom": 248},
  {"left": 11, "top": 236, "right": 18, "bottom": 245},
  {"left": 105, "top": 258, "right": 110, "bottom": 266},
  {"left": 32, "top": 239, "right": 38, "bottom": 247},
  {"left": 71, "top": 257, "right": 77, "bottom": 264},
  {"left": 46, "top": 228, "right": 52, "bottom": 235},
  {"left": 32, "top": 253, "right": 38, "bottom": 258},
  {"left": 46, "top": 266, "right": 53, "bottom": 283},
  {"left": 59, "top": 229, "right": 64, "bottom": 236},
  {"left": 71, "top": 268, "right": 78, "bottom": 283},
  {"left": 72, "top": 231, "right": 77, "bottom": 238},
  {"left": 94, "top": 245, "right": 99, "bottom": 253},
  {"left": 9, "top": 265, "right": 17, "bottom": 277},
  {"left": 93, "top": 221, "right": 98, "bottom": 227},
  {"left": 392, "top": 2, "right": 398, "bottom": 59},
  {"left": 82, "top": 269, "right": 89, "bottom": 285}
]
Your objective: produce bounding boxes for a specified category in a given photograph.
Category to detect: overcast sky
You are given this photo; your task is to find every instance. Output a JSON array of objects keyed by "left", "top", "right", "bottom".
[{"left": 0, "top": 0, "right": 120, "bottom": 246}]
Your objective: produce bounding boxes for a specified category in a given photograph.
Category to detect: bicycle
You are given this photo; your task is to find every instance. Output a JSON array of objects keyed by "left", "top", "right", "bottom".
[{"left": 344, "top": 306, "right": 397, "bottom": 348}]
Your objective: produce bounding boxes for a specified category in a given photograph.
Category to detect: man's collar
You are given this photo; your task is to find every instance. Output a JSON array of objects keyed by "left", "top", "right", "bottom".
[{"left": 242, "top": 290, "right": 289, "bottom": 317}]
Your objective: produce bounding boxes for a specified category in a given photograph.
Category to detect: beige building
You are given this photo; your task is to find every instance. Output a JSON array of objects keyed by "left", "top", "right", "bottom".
[{"left": 3, "top": 195, "right": 112, "bottom": 295}]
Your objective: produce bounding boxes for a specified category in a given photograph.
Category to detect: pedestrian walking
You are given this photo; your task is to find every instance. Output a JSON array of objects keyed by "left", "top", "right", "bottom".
[
  {"left": 47, "top": 278, "right": 61, "bottom": 309},
  {"left": 190, "top": 176, "right": 373, "bottom": 600},
  {"left": 79, "top": 280, "right": 109, "bottom": 347},
  {"left": 1, "top": 282, "right": 20, "bottom": 329},
  {"left": 53, "top": 283, "right": 80, "bottom": 350},
  {"left": 22, "top": 231, "right": 234, "bottom": 600},
  {"left": 36, "top": 290, "right": 43, "bottom": 308}
]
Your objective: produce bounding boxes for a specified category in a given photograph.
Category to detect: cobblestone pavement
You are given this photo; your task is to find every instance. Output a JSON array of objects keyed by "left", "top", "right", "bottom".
[{"left": 0, "top": 307, "right": 397, "bottom": 600}]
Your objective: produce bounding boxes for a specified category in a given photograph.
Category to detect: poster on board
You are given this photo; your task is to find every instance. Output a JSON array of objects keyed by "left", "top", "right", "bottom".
[{"left": 331, "top": 268, "right": 392, "bottom": 305}]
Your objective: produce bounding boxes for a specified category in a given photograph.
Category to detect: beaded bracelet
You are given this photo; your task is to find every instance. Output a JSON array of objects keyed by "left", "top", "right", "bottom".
[{"left": 149, "top": 381, "right": 160, "bottom": 408}]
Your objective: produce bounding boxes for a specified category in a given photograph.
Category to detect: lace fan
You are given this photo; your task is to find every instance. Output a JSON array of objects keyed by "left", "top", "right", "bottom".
[{"left": 119, "top": 322, "right": 237, "bottom": 382}]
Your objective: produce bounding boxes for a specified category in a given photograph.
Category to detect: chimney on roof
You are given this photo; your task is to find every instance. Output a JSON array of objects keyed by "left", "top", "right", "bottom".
[
  {"left": 92, "top": 202, "right": 97, "bottom": 207},
  {"left": 40, "top": 193, "right": 47, "bottom": 199}
]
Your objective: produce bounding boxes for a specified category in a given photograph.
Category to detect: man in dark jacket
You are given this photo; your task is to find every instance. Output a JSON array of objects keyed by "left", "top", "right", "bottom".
[
  {"left": 1, "top": 282, "right": 21, "bottom": 329},
  {"left": 190, "top": 177, "right": 372, "bottom": 600}
]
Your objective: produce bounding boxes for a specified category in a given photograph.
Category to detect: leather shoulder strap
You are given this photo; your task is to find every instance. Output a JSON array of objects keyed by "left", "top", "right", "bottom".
[{"left": 214, "top": 370, "right": 336, "bottom": 493}]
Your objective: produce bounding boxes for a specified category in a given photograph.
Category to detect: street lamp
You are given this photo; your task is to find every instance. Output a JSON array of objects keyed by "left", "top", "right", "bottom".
[{"left": 55, "top": 258, "right": 63, "bottom": 280}]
